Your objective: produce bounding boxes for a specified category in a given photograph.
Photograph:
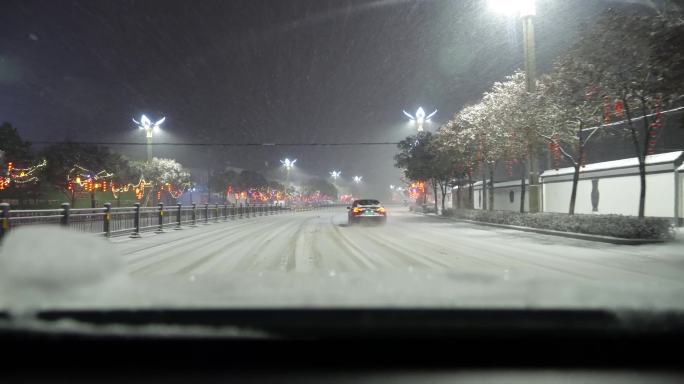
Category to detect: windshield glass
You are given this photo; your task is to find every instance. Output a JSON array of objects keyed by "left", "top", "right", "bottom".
[
  {"left": 354, "top": 200, "right": 381, "bottom": 206},
  {"left": 0, "top": 0, "right": 683, "bottom": 314}
]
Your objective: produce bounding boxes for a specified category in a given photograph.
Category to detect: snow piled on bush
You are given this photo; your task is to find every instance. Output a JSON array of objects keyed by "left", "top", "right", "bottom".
[{"left": 450, "top": 209, "right": 675, "bottom": 239}]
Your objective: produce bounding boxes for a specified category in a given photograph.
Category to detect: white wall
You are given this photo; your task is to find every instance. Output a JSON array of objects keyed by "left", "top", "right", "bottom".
[
  {"left": 472, "top": 182, "right": 529, "bottom": 212},
  {"left": 437, "top": 190, "right": 453, "bottom": 212},
  {"left": 492, "top": 186, "right": 528, "bottom": 212},
  {"left": 473, "top": 185, "right": 484, "bottom": 210},
  {"left": 678, "top": 170, "right": 683, "bottom": 221},
  {"left": 543, "top": 173, "right": 675, "bottom": 217},
  {"left": 543, "top": 179, "right": 589, "bottom": 214}
]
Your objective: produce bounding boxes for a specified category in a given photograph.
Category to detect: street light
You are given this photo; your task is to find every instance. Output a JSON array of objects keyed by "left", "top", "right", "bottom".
[
  {"left": 133, "top": 114, "right": 165, "bottom": 162},
  {"left": 488, "top": 0, "right": 535, "bottom": 17},
  {"left": 489, "top": 0, "right": 540, "bottom": 213},
  {"left": 330, "top": 170, "right": 341, "bottom": 180},
  {"left": 390, "top": 185, "right": 395, "bottom": 190},
  {"left": 488, "top": 0, "right": 536, "bottom": 91},
  {"left": 280, "top": 158, "right": 297, "bottom": 170},
  {"left": 403, "top": 107, "right": 437, "bottom": 132},
  {"left": 281, "top": 158, "right": 297, "bottom": 194},
  {"left": 353, "top": 176, "right": 362, "bottom": 183}
]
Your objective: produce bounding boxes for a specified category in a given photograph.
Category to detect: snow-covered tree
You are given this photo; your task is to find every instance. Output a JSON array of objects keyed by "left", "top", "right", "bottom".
[
  {"left": 395, "top": 132, "right": 436, "bottom": 207},
  {"left": 459, "top": 96, "right": 510, "bottom": 211},
  {"left": 532, "top": 55, "right": 613, "bottom": 215},
  {"left": 435, "top": 118, "right": 476, "bottom": 209},
  {"left": 132, "top": 158, "right": 191, "bottom": 206},
  {"left": 561, "top": 9, "right": 684, "bottom": 217},
  {"left": 480, "top": 71, "right": 542, "bottom": 212}
]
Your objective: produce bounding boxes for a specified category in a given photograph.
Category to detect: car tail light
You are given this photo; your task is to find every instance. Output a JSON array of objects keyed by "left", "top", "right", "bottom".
[
  {"left": 352, "top": 207, "right": 363, "bottom": 215},
  {"left": 377, "top": 207, "right": 386, "bottom": 214}
]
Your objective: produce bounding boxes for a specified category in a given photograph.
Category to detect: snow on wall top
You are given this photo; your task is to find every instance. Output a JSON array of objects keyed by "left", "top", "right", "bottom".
[{"left": 541, "top": 151, "right": 683, "bottom": 178}]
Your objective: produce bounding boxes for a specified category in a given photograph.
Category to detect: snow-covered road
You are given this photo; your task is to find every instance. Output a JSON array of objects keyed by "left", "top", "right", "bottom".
[{"left": 113, "top": 207, "right": 684, "bottom": 286}]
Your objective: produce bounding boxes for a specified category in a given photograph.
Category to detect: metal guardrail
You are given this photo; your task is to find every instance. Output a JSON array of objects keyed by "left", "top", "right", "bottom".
[{"left": 0, "top": 202, "right": 344, "bottom": 240}]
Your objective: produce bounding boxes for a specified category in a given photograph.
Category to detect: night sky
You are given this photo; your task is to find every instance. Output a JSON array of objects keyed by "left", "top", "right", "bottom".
[{"left": 0, "top": 0, "right": 634, "bottom": 196}]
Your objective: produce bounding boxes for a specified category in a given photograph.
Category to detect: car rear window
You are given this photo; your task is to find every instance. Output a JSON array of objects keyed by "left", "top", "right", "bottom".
[{"left": 354, "top": 200, "right": 380, "bottom": 206}]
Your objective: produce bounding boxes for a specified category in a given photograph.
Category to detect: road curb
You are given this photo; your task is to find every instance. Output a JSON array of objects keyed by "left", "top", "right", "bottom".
[{"left": 417, "top": 213, "right": 667, "bottom": 245}]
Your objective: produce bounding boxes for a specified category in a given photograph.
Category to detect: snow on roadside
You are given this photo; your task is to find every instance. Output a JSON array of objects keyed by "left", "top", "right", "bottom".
[
  {"left": 0, "top": 226, "right": 136, "bottom": 312},
  {"left": 1, "top": 222, "right": 684, "bottom": 313}
]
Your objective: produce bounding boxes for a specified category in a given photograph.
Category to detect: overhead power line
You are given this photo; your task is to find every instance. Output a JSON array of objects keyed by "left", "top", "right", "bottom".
[
  {"left": 31, "top": 141, "right": 401, "bottom": 147},
  {"left": 582, "top": 105, "right": 684, "bottom": 133}
]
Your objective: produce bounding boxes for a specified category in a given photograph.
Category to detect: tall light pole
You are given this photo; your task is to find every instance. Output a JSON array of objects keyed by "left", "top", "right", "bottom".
[
  {"left": 329, "top": 171, "right": 341, "bottom": 201},
  {"left": 281, "top": 158, "right": 297, "bottom": 197},
  {"left": 133, "top": 114, "right": 165, "bottom": 162},
  {"left": 351, "top": 176, "right": 362, "bottom": 198},
  {"left": 489, "top": 0, "right": 540, "bottom": 212},
  {"left": 521, "top": 3, "right": 541, "bottom": 213},
  {"left": 403, "top": 107, "right": 438, "bottom": 132},
  {"left": 521, "top": 6, "right": 536, "bottom": 92},
  {"left": 488, "top": 0, "right": 536, "bottom": 90}
]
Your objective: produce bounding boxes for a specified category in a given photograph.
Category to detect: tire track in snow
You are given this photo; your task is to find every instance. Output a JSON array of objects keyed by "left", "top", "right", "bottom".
[
  {"left": 198, "top": 215, "right": 305, "bottom": 273},
  {"left": 385, "top": 222, "right": 513, "bottom": 270},
  {"left": 328, "top": 217, "right": 381, "bottom": 270},
  {"left": 307, "top": 215, "right": 360, "bottom": 272},
  {"left": 290, "top": 216, "right": 325, "bottom": 272},
  {"left": 351, "top": 227, "right": 447, "bottom": 270},
  {"left": 240, "top": 215, "right": 310, "bottom": 272},
  {"left": 119, "top": 215, "right": 273, "bottom": 257},
  {"left": 127, "top": 218, "right": 282, "bottom": 273},
  {"left": 179, "top": 221, "right": 293, "bottom": 275},
  {"left": 128, "top": 217, "right": 289, "bottom": 274}
]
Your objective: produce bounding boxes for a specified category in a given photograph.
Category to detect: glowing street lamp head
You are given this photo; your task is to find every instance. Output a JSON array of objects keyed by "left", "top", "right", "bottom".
[
  {"left": 133, "top": 114, "right": 166, "bottom": 138},
  {"left": 488, "top": 0, "right": 535, "bottom": 17},
  {"left": 415, "top": 107, "right": 426, "bottom": 124},
  {"left": 353, "top": 176, "right": 362, "bottom": 183},
  {"left": 330, "top": 170, "right": 341, "bottom": 180},
  {"left": 281, "top": 158, "right": 297, "bottom": 170},
  {"left": 403, "top": 107, "right": 438, "bottom": 132},
  {"left": 390, "top": 185, "right": 395, "bottom": 190}
]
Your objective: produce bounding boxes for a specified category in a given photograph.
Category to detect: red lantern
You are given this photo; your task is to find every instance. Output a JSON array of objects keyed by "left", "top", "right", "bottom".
[{"left": 614, "top": 100, "right": 624, "bottom": 119}]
